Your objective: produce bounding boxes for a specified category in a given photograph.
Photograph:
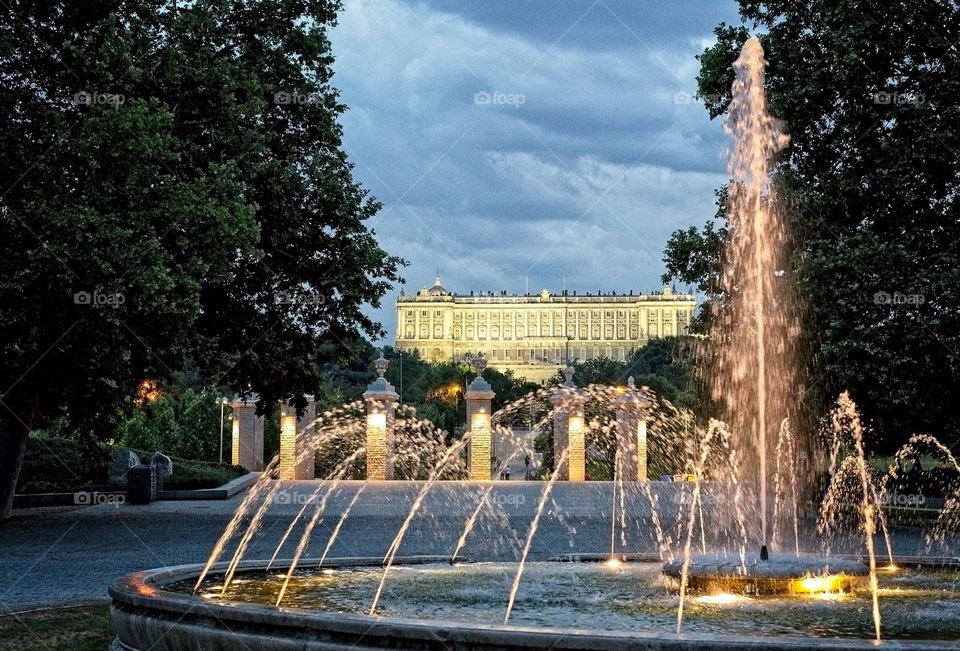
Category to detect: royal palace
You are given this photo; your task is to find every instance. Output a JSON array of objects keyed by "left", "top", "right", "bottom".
[{"left": 395, "top": 276, "right": 697, "bottom": 382}]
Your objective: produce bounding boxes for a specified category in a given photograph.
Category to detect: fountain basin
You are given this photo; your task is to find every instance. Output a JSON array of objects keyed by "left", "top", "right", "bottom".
[
  {"left": 110, "top": 558, "right": 960, "bottom": 650},
  {"left": 662, "top": 553, "right": 869, "bottom": 595}
]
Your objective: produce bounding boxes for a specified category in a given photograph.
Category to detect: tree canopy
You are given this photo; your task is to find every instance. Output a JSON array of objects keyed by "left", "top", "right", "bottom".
[
  {"left": 664, "top": 1, "right": 960, "bottom": 451},
  {"left": 0, "top": 0, "right": 402, "bottom": 516}
]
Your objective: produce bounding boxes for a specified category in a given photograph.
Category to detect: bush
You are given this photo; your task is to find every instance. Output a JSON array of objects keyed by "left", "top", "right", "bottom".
[
  {"left": 163, "top": 458, "right": 247, "bottom": 490},
  {"left": 17, "top": 435, "right": 111, "bottom": 494},
  {"left": 15, "top": 435, "right": 246, "bottom": 494}
]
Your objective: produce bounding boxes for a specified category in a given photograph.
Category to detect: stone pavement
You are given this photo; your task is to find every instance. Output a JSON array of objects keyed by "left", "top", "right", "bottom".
[{"left": 0, "top": 480, "right": 933, "bottom": 611}]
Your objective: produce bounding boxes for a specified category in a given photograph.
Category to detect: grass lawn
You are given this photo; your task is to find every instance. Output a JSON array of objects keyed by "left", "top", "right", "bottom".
[{"left": 0, "top": 603, "right": 114, "bottom": 651}]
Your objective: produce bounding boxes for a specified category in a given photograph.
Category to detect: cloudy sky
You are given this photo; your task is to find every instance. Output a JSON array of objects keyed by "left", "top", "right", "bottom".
[{"left": 328, "top": 0, "right": 743, "bottom": 343}]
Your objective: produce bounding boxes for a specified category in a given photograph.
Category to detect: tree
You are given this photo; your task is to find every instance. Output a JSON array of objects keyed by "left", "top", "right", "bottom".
[
  {"left": 670, "top": 2, "right": 960, "bottom": 451},
  {"left": 0, "top": 0, "right": 402, "bottom": 517},
  {"left": 661, "top": 193, "right": 727, "bottom": 333}
]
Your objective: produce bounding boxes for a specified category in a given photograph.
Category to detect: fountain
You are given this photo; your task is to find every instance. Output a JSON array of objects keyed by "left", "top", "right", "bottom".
[{"left": 108, "top": 38, "right": 960, "bottom": 651}]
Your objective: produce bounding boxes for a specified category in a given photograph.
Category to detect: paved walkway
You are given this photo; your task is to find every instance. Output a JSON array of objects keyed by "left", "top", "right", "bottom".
[{"left": 0, "top": 480, "right": 935, "bottom": 611}]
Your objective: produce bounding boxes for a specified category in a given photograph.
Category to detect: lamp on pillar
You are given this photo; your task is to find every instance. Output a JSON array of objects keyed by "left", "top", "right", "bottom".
[
  {"left": 465, "top": 354, "right": 495, "bottom": 480},
  {"left": 614, "top": 377, "right": 652, "bottom": 481},
  {"left": 363, "top": 351, "right": 398, "bottom": 480},
  {"left": 551, "top": 365, "right": 586, "bottom": 481},
  {"left": 231, "top": 394, "right": 264, "bottom": 471}
]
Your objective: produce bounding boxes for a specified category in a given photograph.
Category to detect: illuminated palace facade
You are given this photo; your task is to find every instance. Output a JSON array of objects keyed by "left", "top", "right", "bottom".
[{"left": 395, "top": 276, "right": 697, "bottom": 382}]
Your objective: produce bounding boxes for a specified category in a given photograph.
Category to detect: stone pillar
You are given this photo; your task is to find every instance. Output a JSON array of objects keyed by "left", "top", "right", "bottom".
[
  {"left": 615, "top": 376, "right": 652, "bottom": 481},
  {"left": 279, "top": 402, "right": 297, "bottom": 480},
  {"left": 296, "top": 395, "right": 316, "bottom": 480},
  {"left": 466, "top": 354, "right": 495, "bottom": 480},
  {"left": 363, "top": 352, "right": 398, "bottom": 480},
  {"left": 551, "top": 366, "right": 586, "bottom": 481},
  {"left": 231, "top": 394, "right": 264, "bottom": 471},
  {"left": 279, "top": 396, "right": 317, "bottom": 480}
]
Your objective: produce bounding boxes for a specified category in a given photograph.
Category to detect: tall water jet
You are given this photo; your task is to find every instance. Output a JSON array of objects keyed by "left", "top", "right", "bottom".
[{"left": 710, "top": 36, "right": 795, "bottom": 558}]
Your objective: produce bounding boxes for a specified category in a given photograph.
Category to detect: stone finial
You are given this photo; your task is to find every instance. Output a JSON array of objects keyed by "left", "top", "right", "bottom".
[
  {"left": 473, "top": 353, "right": 487, "bottom": 378},
  {"left": 562, "top": 364, "right": 575, "bottom": 387},
  {"left": 374, "top": 350, "right": 389, "bottom": 379},
  {"left": 627, "top": 376, "right": 636, "bottom": 390}
]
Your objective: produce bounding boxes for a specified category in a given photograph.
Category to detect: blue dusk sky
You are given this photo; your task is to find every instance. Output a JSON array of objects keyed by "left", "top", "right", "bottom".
[{"left": 328, "top": 0, "right": 744, "bottom": 343}]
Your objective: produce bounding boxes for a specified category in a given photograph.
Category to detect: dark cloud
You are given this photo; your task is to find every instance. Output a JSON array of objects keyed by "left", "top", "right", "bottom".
[{"left": 329, "top": 0, "right": 741, "bottom": 342}]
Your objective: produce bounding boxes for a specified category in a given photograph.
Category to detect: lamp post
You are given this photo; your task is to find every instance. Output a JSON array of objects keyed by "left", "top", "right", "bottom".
[{"left": 218, "top": 397, "right": 229, "bottom": 464}]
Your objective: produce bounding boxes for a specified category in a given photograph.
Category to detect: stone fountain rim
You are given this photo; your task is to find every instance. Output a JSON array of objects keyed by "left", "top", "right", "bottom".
[
  {"left": 662, "top": 552, "right": 871, "bottom": 579},
  {"left": 109, "top": 557, "right": 960, "bottom": 651}
]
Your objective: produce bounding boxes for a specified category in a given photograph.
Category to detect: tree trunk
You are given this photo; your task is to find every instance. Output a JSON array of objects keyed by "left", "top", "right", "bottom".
[{"left": 0, "top": 419, "right": 28, "bottom": 519}]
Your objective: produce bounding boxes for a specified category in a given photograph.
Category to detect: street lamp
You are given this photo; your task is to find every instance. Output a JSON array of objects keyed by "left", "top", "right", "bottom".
[{"left": 218, "top": 397, "right": 230, "bottom": 464}]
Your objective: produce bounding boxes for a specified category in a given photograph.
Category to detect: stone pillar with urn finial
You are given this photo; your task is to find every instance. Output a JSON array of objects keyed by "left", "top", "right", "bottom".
[
  {"left": 550, "top": 365, "right": 586, "bottom": 481},
  {"left": 465, "top": 353, "right": 496, "bottom": 480},
  {"left": 614, "top": 376, "right": 652, "bottom": 481},
  {"left": 363, "top": 351, "right": 398, "bottom": 480}
]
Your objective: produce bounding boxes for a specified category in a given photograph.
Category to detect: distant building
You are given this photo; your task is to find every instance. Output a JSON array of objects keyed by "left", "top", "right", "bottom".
[{"left": 395, "top": 276, "right": 697, "bottom": 383}]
